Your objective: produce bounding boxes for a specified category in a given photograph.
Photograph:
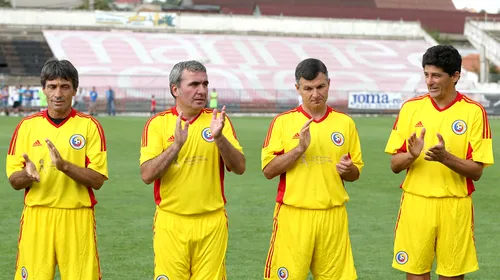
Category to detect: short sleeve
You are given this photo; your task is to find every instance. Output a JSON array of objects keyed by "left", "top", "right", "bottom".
[
  {"left": 261, "top": 116, "right": 284, "bottom": 170},
  {"left": 140, "top": 116, "right": 164, "bottom": 165},
  {"left": 86, "top": 118, "right": 108, "bottom": 178},
  {"left": 385, "top": 107, "right": 408, "bottom": 155},
  {"left": 348, "top": 118, "right": 364, "bottom": 174},
  {"left": 6, "top": 121, "right": 26, "bottom": 179},
  {"left": 468, "top": 107, "right": 494, "bottom": 167},
  {"left": 222, "top": 115, "right": 243, "bottom": 154}
]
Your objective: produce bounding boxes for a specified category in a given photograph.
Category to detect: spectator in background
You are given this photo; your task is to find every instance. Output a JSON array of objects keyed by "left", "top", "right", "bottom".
[
  {"left": 73, "top": 88, "right": 85, "bottom": 112},
  {"left": 1, "top": 85, "right": 9, "bottom": 116},
  {"left": 38, "top": 87, "right": 48, "bottom": 111},
  {"left": 23, "top": 87, "right": 33, "bottom": 114},
  {"left": 106, "top": 86, "right": 116, "bottom": 116},
  {"left": 150, "top": 95, "right": 156, "bottom": 115},
  {"left": 89, "top": 87, "right": 98, "bottom": 116},
  {"left": 209, "top": 88, "right": 218, "bottom": 109},
  {"left": 12, "top": 85, "right": 23, "bottom": 116}
]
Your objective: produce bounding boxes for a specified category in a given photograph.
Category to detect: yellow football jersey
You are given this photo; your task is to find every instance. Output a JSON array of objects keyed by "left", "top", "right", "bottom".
[
  {"left": 140, "top": 107, "right": 243, "bottom": 215},
  {"left": 6, "top": 109, "right": 108, "bottom": 208},
  {"left": 385, "top": 93, "right": 494, "bottom": 197},
  {"left": 262, "top": 106, "right": 364, "bottom": 209}
]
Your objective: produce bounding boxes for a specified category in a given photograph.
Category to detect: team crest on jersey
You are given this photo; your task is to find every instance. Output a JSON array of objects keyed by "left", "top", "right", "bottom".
[
  {"left": 451, "top": 120, "right": 467, "bottom": 135},
  {"left": 331, "top": 132, "right": 345, "bottom": 146},
  {"left": 395, "top": 251, "right": 408, "bottom": 265},
  {"left": 156, "top": 275, "right": 168, "bottom": 280},
  {"left": 21, "top": 266, "right": 28, "bottom": 280},
  {"left": 201, "top": 127, "right": 214, "bottom": 142},
  {"left": 69, "top": 134, "right": 86, "bottom": 150},
  {"left": 277, "top": 267, "right": 289, "bottom": 280}
]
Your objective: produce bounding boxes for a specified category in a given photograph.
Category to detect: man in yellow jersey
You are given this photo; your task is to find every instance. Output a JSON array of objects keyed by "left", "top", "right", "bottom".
[
  {"left": 385, "top": 45, "right": 494, "bottom": 280},
  {"left": 262, "top": 58, "right": 363, "bottom": 280},
  {"left": 140, "top": 60, "right": 246, "bottom": 280},
  {"left": 6, "top": 58, "right": 108, "bottom": 280},
  {"left": 209, "top": 88, "right": 218, "bottom": 109}
]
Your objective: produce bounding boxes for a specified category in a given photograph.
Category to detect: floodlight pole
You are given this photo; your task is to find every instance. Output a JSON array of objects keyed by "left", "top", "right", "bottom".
[{"left": 89, "top": 0, "right": 95, "bottom": 11}]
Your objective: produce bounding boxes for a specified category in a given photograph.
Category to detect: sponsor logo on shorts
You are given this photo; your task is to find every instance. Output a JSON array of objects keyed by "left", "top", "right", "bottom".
[
  {"left": 201, "top": 127, "right": 214, "bottom": 142},
  {"left": 69, "top": 134, "right": 86, "bottom": 150},
  {"left": 331, "top": 132, "right": 345, "bottom": 146},
  {"left": 156, "top": 275, "right": 168, "bottom": 280},
  {"left": 451, "top": 120, "right": 467, "bottom": 135},
  {"left": 21, "top": 267, "right": 28, "bottom": 280},
  {"left": 395, "top": 251, "right": 408, "bottom": 265},
  {"left": 277, "top": 267, "right": 289, "bottom": 280}
]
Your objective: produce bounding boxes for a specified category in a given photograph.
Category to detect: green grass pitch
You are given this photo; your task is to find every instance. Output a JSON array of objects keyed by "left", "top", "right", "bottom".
[{"left": 0, "top": 116, "right": 499, "bottom": 279}]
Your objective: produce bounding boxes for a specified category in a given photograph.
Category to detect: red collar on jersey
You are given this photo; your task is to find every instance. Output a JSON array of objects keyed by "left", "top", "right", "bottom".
[
  {"left": 171, "top": 106, "right": 203, "bottom": 124},
  {"left": 297, "top": 105, "right": 333, "bottom": 123}
]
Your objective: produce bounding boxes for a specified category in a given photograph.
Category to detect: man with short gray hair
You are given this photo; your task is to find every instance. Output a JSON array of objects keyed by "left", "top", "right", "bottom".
[{"left": 140, "top": 60, "right": 246, "bottom": 279}]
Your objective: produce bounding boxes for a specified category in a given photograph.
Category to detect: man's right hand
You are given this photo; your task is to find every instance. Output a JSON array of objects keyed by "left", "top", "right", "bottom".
[
  {"left": 297, "top": 118, "right": 314, "bottom": 153},
  {"left": 23, "top": 154, "right": 40, "bottom": 182},
  {"left": 408, "top": 128, "right": 426, "bottom": 159},
  {"left": 173, "top": 112, "right": 189, "bottom": 148}
]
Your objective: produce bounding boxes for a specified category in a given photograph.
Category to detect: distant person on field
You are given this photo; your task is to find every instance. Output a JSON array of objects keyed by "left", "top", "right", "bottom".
[
  {"left": 6, "top": 58, "right": 108, "bottom": 280},
  {"left": 262, "top": 58, "right": 363, "bottom": 279},
  {"left": 385, "top": 45, "right": 494, "bottom": 280},
  {"left": 23, "top": 87, "right": 33, "bottom": 114},
  {"left": 106, "top": 86, "right": 116, "bottom": 116},
  {"left": 73, "top": 88, "right": 85, "bottom": 112},
  {"left": 89, "top": 87, "right": 98, "bottom": 116},
  {"left": 1, "top": 85, "right": 9, "bottom": 116},
  {"left": 150, "top": 94, "right": 157, "bottom": 115},
  {"left": 140, "top": 60, "right": 245, "bottom": 279},
  {"left": 209, "top": 88, "right": 218, "bottom": 109}
]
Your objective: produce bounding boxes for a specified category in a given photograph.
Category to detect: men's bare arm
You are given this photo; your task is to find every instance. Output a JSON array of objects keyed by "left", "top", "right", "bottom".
[
  {"left": 390, "top": 128, "right": 426, "bottom": 174},
  {"left": 215, "top": 136, "right": 245, "bottom": 174},
  {"left": 140, "top": 143, "right": 182, "bottom": 184},
  {"left": 141, "top": 113, "right": 189, "bottom": 184},
  {"left": 425, "top": 133, "right": 484, "bottom": 181},
  {"left": 9, "top": 154, "right": 39, "bottom": 190},
  {"left": 45, "top": 139, "right": 107, "bottom": 190},
  {"left": 390, "top": 152, "right": 418, "bottom": 174},
  {"left": 263, "top": 147, "right": 306, "bottom": 179},
  {"left": 263, "top": 118, "right": 313, "bottom": 180}
]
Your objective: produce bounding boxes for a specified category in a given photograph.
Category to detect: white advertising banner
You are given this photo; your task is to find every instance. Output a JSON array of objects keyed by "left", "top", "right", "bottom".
[
  {"left": 348, "top": 92, "right": 403, "bottom": 110},
  {"left": 95, "top": 11, "right": 176, "bottom": 27}
]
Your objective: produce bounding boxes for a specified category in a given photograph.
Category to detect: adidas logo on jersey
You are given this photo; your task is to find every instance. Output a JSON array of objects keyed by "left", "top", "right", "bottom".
[
  {"left": 33, "top": 140, "right": 42, "bottom": 147},
  {"left": 415, "top": 121, "right": 423, "bottom": 127},
  {"left": 167, "top": 135, "right": 175, "bottom": 142},
  {"left": 292, "top": 133, "right": 300, "bottom": 139}
]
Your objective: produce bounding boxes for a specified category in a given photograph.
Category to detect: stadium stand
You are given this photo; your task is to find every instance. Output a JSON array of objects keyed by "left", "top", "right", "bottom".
[{"left": 42, "top": 29, "right": 437, "bottom": 112}]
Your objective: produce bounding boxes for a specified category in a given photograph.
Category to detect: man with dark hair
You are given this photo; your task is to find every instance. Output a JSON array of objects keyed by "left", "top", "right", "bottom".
[
  {"left": 385, "top": 45, "right": 494, "bottom": 280},
  {"left": 140, "top": 60, "right": 246, "bottom": 279},
  {"left": 6, "top": 58, "right": 108, "bottom": 280},
  {"left": 262, "top": 58, "right": 363, "bottom": 279}
]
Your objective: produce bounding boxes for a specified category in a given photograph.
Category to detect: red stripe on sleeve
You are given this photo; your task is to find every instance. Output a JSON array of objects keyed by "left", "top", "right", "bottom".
[
  {"left": 263, "top": 117, "right": 278, "bottom": 148},
  {"left": 392, "top": 114, "right": 400, "bottom": 130},
  {"left": 225, "top": 115, "right": 238, "bottom": 140},
  {"left": 85, "top": 156, "right": 98, "bottom": 207},
  {"left": 8, "top": 121, "right": 23, "bottom": 155},
  {"left": 90, "top": 118, "right": 107, "bottom": 152}
]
